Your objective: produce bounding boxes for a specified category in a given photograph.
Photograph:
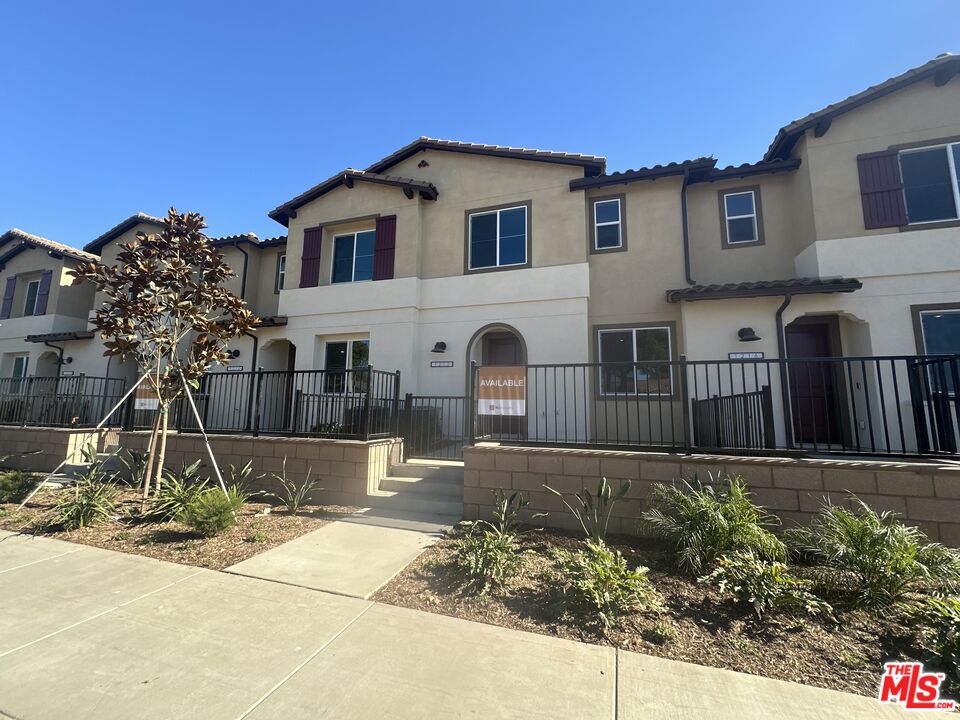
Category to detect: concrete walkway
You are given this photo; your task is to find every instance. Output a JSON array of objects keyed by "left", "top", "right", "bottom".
[
  {"left": 224, "top": 509, "right": 453, "bottom": 598},
  {"left": 0, "top": 530, "right": 943, "bottom": 719}
]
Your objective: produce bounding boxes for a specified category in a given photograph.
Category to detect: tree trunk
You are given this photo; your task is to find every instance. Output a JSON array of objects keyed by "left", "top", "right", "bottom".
[
  {"left": 140, "top": 411, "right": 161, "bottom": 504},
  {"left": 154, "top": 407, "right": 170, "bottom": 494}
]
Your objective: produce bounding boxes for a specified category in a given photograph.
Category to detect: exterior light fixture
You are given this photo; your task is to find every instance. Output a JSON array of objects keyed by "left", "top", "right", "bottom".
[
  {"left": 737, "top": 327, "right": 761, "bottom": 342},
  {"left": 228, "top": 349, "right": 241, "bottom": 358},
  {"left": 431, "top": 342, "right": 447, "bottom": 354}
]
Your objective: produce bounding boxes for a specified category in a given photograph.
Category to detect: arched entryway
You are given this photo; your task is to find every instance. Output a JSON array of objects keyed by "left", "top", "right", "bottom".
[
  {"left": 466, "top": 323, "right": 527, "bottom": 369},
  {"left": 257, "top": 339, "right": 297, "bottom": 433},
  {"left": 35, "top": 351, "right": 60, "bottom": 378}
]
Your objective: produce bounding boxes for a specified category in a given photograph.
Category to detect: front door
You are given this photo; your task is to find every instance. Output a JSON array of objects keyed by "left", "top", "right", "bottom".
[
  {"left": 481, "top": 332, "right": 524, "bottom": 437},
  {"left": 786, "top": 322, "right": 843, "bottom": 445}
]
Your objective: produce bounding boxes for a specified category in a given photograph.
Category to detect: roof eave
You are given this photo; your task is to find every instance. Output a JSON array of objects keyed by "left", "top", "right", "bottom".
[{"left": 665, "top": 280, "right": 863, "bottom": 303}]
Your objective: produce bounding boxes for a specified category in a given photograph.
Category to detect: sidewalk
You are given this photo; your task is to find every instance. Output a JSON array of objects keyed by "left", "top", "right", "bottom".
[{"left": 0, "top": 529, "right": 940, "bottom": 719}]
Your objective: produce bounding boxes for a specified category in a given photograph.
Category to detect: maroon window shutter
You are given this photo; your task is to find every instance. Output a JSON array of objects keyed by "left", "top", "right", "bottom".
[
  {"left": 34, "top": 270, "right": 52, "bottom": 315},
  {"left": 857, "top": 150, "right": 907, "bottom": 229},
  {"left": 299, "top": 227, "right": 323, "bottom": 288},
  {"left": 373, "top": 215, "right": 397, "bottom": 281},
  {"left": 0, "top": 277, "right": 15, "bottom": 320}
]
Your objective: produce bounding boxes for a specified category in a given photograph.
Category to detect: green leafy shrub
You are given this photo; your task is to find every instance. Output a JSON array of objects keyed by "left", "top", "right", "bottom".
[
  {"left": 700, "top": 551, "right": 832, "bottom": 619},
  {"left": 639, "top": 476, "right": 786, "bottom": 575},
  {"left": 55, "top": 478, "right": 119, "bottom": 530},
  {"left": 118, "top": 449, "right": 150, "bottom": 488},
  {"left": 225, "top": 460, "right": 254, "bottom": 489},
  {"left": 456, "top": 529, "right": 522, "bottom": 593},
  {"left": 0, "top": 470, "right": 38, "bottom": 503},
  {"left": 551, "top": 541, "right": 661, "bottom": 629},
  {"left": 914, "top": 596, "right": 960, "bottom": 689},
  {"left": 181, "top": 485, "right": 248, "bottom": 537},
  {"left": 544, "top": 477, "right": 630, "bottom": 543},
  {"left": 147, "top": 460, "right": 208, "bottom": 521},
  {"left": 643, "top": 618, "right": 678, "bottom": 645},
  {"left": 786, "top": 497, "right": 960, "bottom": 609},
  {"left": 260, "top": 458, "right": 322, "bottom": 514}
]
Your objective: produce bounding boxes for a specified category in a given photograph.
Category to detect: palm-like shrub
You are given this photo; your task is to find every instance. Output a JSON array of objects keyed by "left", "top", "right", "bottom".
[
  {"left": 700, "top": 551, "right": 832, "bottom": 619},
  {"left": 551, "top": 541, "right": 661, "bottom": 629},
  {"left": 147, "top": 461, "right": 208, "bottom": 521},
  {"left": 260, "top": 458, "right": 322, "bottom": 514},
  {"left": 544, "top": 477, "right": 630, "bottom": 543},
  {"left": 914, "top": 596, "right": 960, "bottom": 689},
  {"left": 181, "top": 485, "right": 248, "bottom": 537},
  {"left": 55, "top": 478, "right": 119, "bottom": 529},
  {"left": 640, "top": 476, "right": 786, "bottom": 575},
  {"left": 786, "top": 497, "right": 960, "bottom": 609}
]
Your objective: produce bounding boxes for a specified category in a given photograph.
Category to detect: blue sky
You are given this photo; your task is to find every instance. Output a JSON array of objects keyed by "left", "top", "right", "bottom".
[{"left": 2, "top": 0, "right": 957, "bottom": 247}]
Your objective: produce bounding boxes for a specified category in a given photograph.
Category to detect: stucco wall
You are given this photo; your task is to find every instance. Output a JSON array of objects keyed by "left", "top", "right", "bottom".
[{"left": 463, "top": 444, "right": 960, "bottom": 546}]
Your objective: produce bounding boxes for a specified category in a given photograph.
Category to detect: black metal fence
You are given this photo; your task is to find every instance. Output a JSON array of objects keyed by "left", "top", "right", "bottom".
[
  {"left": 399, "top": 394, "right": 469, "bottom": 460},
  {"left": 469, "top": 355, "right": 960, "bottom": 458},
  {"left": 127, "top": 367, "right": 401, "bottom": 440},
  {"left": 0, "top": 375, "right": 126, "bottom": 428}
]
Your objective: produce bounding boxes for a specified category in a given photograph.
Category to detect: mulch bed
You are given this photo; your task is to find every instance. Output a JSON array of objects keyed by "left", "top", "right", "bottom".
[
  {"left": 0, "top": 487, "right": 359, "bottom": 570},
  {"left": 372, "top": 526, "right": 926, "bottom": 699}
]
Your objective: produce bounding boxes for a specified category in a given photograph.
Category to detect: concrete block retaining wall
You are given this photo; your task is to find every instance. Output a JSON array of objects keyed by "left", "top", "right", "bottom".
[
  {"left": 0, "top": 426, "right": 117, "bottom": 472},
  {"left": 463, "top": 444, "right": 960, "bottom": 546},
  {"left": 113, "top": 432, "right": 403, "bottom": 507}
]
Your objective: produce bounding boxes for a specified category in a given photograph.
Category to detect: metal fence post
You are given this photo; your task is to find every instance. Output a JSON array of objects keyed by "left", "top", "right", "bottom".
[
  {"left": 679, "top": 355, "right": 691, "bottom": 453},
  {"left": 362, "top": 367, "right": 373, "bottom": 440},
  {"left": 468, "top": 361, "right": 477, "bottom": 444},
  {"left": 252, "top": 367, "right": 264, "bottom": 437},
  {"left": 391, "top": 371, "right": 402, "bottom": 438}
]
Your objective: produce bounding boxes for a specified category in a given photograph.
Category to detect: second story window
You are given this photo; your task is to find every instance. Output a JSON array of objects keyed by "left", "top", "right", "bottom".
[
  {"left": 592, "top": 197, "right": 623, "bottom": 250},
  {"left": 720, "top": 189, "right": 762, "bottom": 246},
  {"left": 23, "top": 280, "right": 39, "bottom": 316},
  {"left": 467, "top": 203, "right": 528, "bottom": 271},
  {"left": 275, "top": 254, "right": 286, "bottom": 292},
  {"left": 332, "top": 230, "right": 375, "bottom": 284},
  {"left": 899, "top": 142, "right": 960, "bottom": 224}
]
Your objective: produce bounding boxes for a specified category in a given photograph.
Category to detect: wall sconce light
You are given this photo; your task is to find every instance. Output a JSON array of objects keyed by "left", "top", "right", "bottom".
[
  {"left": 58, "top": 356, "right": 73, "bottom": 365},
  {"left": 431, "top": 341, "right": 447, "bottom": 354},
  {"left": 228, "top": 349, "right": 241, "bottom": 359},
  {"left": 737, "top": 327, "right": 761, "bottom": 342}
]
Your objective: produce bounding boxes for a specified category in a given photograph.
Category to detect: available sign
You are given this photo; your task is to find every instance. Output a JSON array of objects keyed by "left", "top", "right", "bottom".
[
  {"left": 477, "top": 366, "right": 526, "bottom": 416},
  {"left": 134, "top": 385, "right": 159, "bottom": 410}
]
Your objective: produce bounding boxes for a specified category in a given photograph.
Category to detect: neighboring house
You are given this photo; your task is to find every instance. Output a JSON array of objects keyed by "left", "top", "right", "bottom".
[{"left": 0, "top": 229, "right": 96, "bottom": 379}]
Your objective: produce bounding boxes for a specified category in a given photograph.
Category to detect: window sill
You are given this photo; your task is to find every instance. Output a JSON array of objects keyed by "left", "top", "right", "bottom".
[
  {"left": 899, "top": 219, "right": 960, "bottom": 232},
  {"left": 589, "top": 245, "right": 627, "bottom": 255},
  {"left": 464, "top": 262, "right": 532, "bottom": 275}
]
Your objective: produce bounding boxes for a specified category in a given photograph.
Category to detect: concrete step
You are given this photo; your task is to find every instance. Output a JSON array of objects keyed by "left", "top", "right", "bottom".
[
  {"left": 363, "top": 491, "right": 463, "bottom": 519},
  {"left": 389, "top": 462, "right": 464, "bottom": 482},
  {"left": 378, "top": 475, "right": 464, "bottom": 498}
]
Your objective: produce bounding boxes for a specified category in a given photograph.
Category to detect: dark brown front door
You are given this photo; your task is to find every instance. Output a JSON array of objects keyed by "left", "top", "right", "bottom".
[{"left": 786, "top": 322, "right": 843, "bottom": 445}]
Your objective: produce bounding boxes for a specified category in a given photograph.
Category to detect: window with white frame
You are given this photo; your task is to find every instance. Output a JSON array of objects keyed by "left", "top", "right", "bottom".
[
  {"left": 597, "top": 326, "right": 672, "bottom": 395},
  {"left": 10, "top": 355, "right": 28, "bottom": 379},
  {"left": 276, "top": 254, "right": 286, "bottom": 291},
  {"left": 468, "top": 204, "right": 528, "bottom": 270},
  {"left": 593, "top": 198, "right": 622, "bottom": 250},
  {"left": 331, "top": 230, "right": 375, "bottom": 283},
  {"left": 23, "top": 280, "right": 39, "bottom": 317},
  {"left": 722, "top": 190, "right": 760, "bottom": 245},
  {"left": 323, "top": 338, "right": 370, "bottom": 392},
  {"left": 899, "top": 142, "right": 960, "bottom": 224},
  {"left": 916, "top": 307, "right": 960, "bottom": 394}
]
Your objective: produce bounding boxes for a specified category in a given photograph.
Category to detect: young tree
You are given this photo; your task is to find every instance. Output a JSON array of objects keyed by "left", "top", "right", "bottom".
[{"left": 71, "top": 208, "right": 257, "bottom": 497}]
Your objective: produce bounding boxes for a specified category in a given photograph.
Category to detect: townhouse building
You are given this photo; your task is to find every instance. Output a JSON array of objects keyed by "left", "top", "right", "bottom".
[{"left": 0, "top": 54, "right": 957, "bottom": 456}]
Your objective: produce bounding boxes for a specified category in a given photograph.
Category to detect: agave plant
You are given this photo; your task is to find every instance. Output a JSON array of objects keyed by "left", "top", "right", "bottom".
[
  {"left": 639, "top": 475, "right": 786, "bottom": 575},
  {"left": 544, "top": 477, "right": 630, "bottom": 544},
  {"left": 259, "top": 458, "right": 322, "bottom": 514},
  {"left": 786, "top": 496, "right": 960, "bottom": 609},
  {"left": 146, "top": 460, "right": 208, "bottom": 522}
]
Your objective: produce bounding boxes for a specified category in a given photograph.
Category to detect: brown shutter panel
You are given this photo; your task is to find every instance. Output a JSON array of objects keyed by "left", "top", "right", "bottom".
[
  {"left": 373, "top": 215, "right": 397, "bottom": 281},
  {"left": 0, "top": 277, "right": 15, "bottom": 320},
  {"left": 857, "top": 150, "right": 907, "bottom": 229},
  {"left": 34, "top": 270, "right": 52, "bottom": 315},
  {"left": 299, "top": 227, "right": 323, "bottom": 288}
]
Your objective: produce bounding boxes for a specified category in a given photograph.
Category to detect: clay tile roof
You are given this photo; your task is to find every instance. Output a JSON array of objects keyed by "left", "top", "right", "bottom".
[
  {"left": 366, "top": 136, "right": 607, "bottom": 176},
  {"left": 0, "top": 228, "right": 98, "bottom": 263},
  {"left": 665, "top": 277, "right": 863, "bottom": 303},
  {"left": 765, "top": 53, "right": 960, "bottom": 161},
  {"left": 268, "top": 169, "right": 439, "bottom": 225},
  {"left": 569, "top": 157, "right": 717, "bottom": 190},
  {"left": 84, "top": 212, "right": 166, "bottom": 254}
]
